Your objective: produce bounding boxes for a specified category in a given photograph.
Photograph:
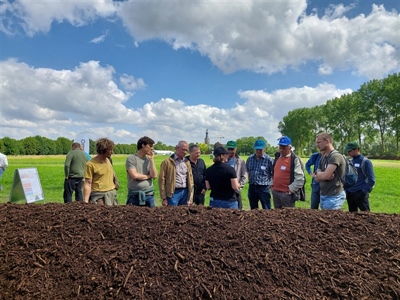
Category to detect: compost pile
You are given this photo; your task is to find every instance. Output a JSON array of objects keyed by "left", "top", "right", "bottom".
[{"left": 0, "top": 203, "right": 399, "bottom": 300}]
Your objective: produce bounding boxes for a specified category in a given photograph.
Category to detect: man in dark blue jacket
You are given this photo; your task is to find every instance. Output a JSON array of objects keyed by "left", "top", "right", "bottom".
[
  {"left": 344, "top": 142, "right": 376, "bottom": 212},
  {"left": 305, "top": 151, "right": 322, "bottom": 209},
  {"left": 187, "top": 144, "right": 207, "bottom": 205}
]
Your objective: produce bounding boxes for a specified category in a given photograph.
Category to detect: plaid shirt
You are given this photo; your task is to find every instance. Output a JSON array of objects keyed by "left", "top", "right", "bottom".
[{"left": 246, "top": 153, "right": 274, "bottom": 185}]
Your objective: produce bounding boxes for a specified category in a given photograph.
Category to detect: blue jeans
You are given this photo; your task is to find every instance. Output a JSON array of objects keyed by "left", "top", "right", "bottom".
[
  {"left": 210, "top": 199, "right": 238, "bottom": 209},
  {"left": 168, "top": 188, "right": 188, "bottom": 206},
  {"left": 310, "top": 183, "right": 320, "bottom": 209},
  {"left": 320, "top": 191, "right": 345, "bottom": 210},
  {"left": 126, "top": 194, "right": 155, "bottom": 207},
  {"left": 248, "top": 184, "right": 271, "bottom": 210}
]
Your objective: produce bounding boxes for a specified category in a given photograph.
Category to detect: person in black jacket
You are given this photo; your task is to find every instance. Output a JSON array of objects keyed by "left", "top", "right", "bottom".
[{"left": 186, "top": 144, "right": 207, "bottom": 205}]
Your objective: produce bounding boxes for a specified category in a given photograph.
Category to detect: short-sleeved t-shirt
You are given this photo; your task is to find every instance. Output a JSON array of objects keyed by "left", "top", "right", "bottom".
[
  {"left": 126, "top": 154, "right": 153, "bottom": 191},
  {"left": 84, "top": 158, "right": 115, "bottom": 192},
  {"left": 206, "top": 162, "right": 237, "bottom": 201},
  {"left": 318, "top": 151, "right": 346, "bottom": 196}
]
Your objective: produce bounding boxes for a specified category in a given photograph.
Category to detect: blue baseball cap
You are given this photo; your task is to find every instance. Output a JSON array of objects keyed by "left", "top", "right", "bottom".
[
  {"left": 278, "top": 136, "right": 292, "bottom": 146},
  {"left": 254, "top": 139, "right": 266, "bottom": 149}
]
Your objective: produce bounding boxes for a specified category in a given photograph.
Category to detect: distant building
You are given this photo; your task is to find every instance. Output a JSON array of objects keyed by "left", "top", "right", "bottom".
[{"left": 205, "top": 129, "right": 210, "bottom": 146}]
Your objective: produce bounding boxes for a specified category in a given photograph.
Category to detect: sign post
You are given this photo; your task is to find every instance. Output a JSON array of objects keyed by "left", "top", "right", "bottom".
[{"left": 9, "top": 168, "right": 45, "bottom": 204}]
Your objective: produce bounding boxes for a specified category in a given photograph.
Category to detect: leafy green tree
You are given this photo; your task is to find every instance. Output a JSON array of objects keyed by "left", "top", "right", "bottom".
[
  {"left": 1, "top": 137, "right": 22, "bottom": 155},
  {"left": 359, "top": 79, "right": 391, "bottom": 154},
  {"left": 279, "top": 107, "right": 314, "bottom": 156},
  {"left": 56, "top": 137, "right": 73, "bottom": 155},
  {"left": 34, "top": 136, "right": 57, "bottom": 155},
  {"left": 382, "top": 73, "right": 400, "bottom": 152},
  {"left": 196, "top": 143, "right": 209, "bottom": 154},
  {"left": 20, "top": 137, "right": 40, "bottom": 155}
]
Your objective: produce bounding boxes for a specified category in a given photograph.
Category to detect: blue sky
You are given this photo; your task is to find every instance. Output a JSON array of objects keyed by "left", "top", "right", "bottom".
[{"left": 1, "top": 0, "right": 399, "bottom": 147}]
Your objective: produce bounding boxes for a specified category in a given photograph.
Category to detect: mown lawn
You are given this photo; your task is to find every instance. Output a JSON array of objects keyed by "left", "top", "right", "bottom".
[{"left": 1, "top": 155, "right": 399, "bottom": 213}]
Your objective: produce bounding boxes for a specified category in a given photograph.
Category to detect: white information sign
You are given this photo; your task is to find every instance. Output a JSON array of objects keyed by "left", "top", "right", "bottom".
[{"left": 9, "top": 168, "right": 45, "bottom": 203}]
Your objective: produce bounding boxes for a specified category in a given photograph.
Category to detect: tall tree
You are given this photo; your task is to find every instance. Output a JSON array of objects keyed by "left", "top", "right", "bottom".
[
  {"left": 383, "top": 73, "right": 400, "bottom": 152},
  {"left": 279, "top": 107, "right": 314, "bottom": 156},
  {"left": 359, "top": 79, "right": 391, "bottom": 154}
]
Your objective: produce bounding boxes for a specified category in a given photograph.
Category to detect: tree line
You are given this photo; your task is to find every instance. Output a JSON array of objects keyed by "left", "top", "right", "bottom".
[
  {"left": 278, "top": 73, "right": 400, "bottom": 156},
  {"left": 0, "top": 135, "right": 276, "bottom": 156},
  {"left": 1, "top": 73, "right": 399, "bottom": 157}
]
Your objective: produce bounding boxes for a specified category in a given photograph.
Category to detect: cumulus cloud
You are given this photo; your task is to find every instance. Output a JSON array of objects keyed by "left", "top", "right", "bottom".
[
  {"left": 0, "top": 60, "right": 352, "bottom": 145},
  {"left": 1, "top": 1, "right": 399, "bottom": 78},
  {"left": 0, "top": 0, "right": 116, "bottom": 36},
  {"left": 116, "top": 1, "right": 399, "bottom": 78}
]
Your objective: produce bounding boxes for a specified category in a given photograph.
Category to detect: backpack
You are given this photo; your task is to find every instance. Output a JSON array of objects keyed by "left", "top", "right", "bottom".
[{"left": 330, "top": 150, "right": 358, "bottom": 189}]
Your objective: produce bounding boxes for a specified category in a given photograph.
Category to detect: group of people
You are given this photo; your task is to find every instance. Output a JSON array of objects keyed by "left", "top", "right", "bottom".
[{"left": 63, "top": 132, "right": 375, "bottom": 212}]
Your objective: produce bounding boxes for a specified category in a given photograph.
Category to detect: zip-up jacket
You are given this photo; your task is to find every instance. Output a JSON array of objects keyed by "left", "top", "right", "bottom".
[{"left": 158, "top": 154, "right": 194, "bottom": 204}]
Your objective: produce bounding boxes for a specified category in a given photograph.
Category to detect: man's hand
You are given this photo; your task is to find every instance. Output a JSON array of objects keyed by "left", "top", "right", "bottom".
[
  {"left": 147, "top": 151, "right": 155, "bottom": 160},
  {"left": 162, "top": 199, "right": 168, "bottom": 206}
]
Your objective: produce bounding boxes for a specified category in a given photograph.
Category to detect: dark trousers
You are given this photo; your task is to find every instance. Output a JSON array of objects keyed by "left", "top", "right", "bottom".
[
  {"left": 346, "top": 190, "right": 370, "bottom": 212},
  {"left": 310, "top": 183, "right": 320, "bottom": 209},
  {"left": 236, "top": 190, "right": 243, "bottom": 210},
  {"left": 63, "top": 177, "right": 83, "bottom": 203},
  {"left": 194, "top": 193, "right": 205, "bottom": 205},
  {"left": 248, "top": 184, "right": 271, "bottom": 210}
]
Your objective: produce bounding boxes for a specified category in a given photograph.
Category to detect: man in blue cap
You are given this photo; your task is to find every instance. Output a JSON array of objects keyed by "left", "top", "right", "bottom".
[
  {"left": 271, "top": 136, "right": 306, "bottom": 208},
  {"left": 246, "top": 139, "right": 274, "bottom": 209}
]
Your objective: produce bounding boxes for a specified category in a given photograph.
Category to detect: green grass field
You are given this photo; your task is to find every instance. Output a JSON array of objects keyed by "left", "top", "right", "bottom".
[{"left": 1, "top": 155, "right": 399, "bottom": 213}]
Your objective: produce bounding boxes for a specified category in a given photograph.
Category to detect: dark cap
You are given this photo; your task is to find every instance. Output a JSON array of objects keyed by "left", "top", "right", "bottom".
[
  {"left": 213, "top": 147, "right": 228, "bottom": 156},
  {"left": 226, "top": 140, "right": 237, "bottom": 148},
  {"left": 344, "top": 141, "right": 360, "bottom": 153}
]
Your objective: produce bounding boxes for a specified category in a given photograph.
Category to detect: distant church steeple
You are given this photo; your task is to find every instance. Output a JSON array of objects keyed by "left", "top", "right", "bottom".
[{"left": 205, "top": 129, "right": 210, "bottom": 146}]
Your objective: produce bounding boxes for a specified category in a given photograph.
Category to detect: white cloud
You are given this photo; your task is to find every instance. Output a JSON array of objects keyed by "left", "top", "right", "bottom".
[
  {"left": 1, "top": 1, "right": 399, "bottom": 78},
  {"left": 90, "top": 30, "right": 109, "bottom": 43},
  {"left": 0, "top": 0, "right": 116, "bottom": 36},
  {"left": 116, "top": 1, "right": 399, "bottom": 78},
  {"left": 119, "top": 74, "right": 146, "bottom": 92},
  {"left": 0, "top": 59, "right": 352, "bottom": 146}
]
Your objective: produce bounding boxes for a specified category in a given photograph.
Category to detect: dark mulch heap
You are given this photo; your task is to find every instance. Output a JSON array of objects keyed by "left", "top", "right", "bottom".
[{"left": 0, "top": 203, "right": 399, "bottom": 300}]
